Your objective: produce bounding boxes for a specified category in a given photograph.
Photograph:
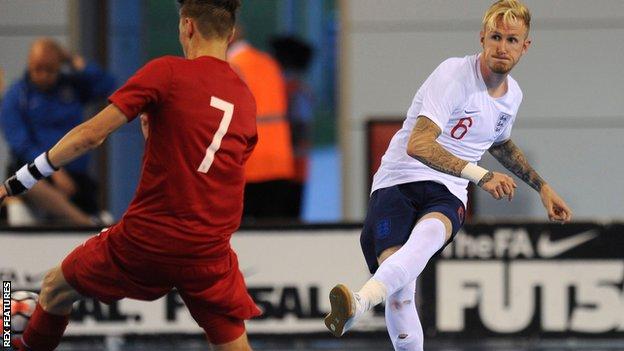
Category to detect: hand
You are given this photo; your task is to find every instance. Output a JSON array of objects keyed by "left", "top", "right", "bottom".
[
  {"left": 140, "top": 114, "right": 149, "bottom": 140},
  {"left": 479, "top": 171, "right": 517, "bottom": 201},
  {"left": 61, "top": 48, "right": 86, "bottom": 72},
  {"left": 51, "top": 169, "right": 77, "bottom": 197},
  {"left": 0, "top": 183, "right": 7, "bottom": 206},
  {"left": 540, "top": 184, "right": 572, "bottom": 223}
]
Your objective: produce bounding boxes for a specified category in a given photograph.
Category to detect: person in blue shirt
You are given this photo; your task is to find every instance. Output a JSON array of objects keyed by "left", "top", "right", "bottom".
[{"left": 0, "top": 38, "right": 115, "bottom": 225}]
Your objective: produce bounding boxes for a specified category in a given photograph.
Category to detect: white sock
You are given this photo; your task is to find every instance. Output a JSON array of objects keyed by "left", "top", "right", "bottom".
[
  {"left": 372, "top": 218, "right": 446, "bottom": 297},
  {"left": 356, "top": 278, "right": 387, "bottom": 312},
  {"left": 385, "top": 280, "right": 423, "bottom": 351}
]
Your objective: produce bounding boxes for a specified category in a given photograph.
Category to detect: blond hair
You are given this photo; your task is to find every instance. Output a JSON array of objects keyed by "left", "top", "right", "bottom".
[{"left": 482, "top": 0, "right": 531, "bottom": 33}]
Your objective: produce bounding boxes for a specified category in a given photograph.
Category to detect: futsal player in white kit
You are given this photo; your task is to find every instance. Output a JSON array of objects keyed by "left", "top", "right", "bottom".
[{"left": 325, "top": 1, "right": 572, "bottom": 350}]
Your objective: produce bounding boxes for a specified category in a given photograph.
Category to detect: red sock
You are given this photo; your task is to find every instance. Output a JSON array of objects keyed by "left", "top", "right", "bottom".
[{"left": 21, "top": 303, "right": 69, "bottom": 351}]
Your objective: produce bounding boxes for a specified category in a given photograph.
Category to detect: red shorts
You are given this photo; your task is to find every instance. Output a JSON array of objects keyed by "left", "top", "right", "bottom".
[{"left": 61, "top": 229, "right": 261, "bottom": 344}]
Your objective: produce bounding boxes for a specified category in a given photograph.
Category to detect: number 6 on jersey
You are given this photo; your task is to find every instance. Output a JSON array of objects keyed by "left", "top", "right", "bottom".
[{"left": 197, "top": 97, "right": 234, "bottom": 173}]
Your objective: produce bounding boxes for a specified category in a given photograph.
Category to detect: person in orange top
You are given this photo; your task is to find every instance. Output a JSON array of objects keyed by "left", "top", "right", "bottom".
[{"left": 228, "top": 27, "right": 296, "bottom": 220}]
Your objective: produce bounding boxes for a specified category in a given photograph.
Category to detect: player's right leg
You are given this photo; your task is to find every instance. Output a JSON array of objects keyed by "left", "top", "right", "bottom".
[
  {"left": 38, "top": 266, "right": 82, "bottom": 315},
  {"left": 371, "top": 212, "right": 451, "bottom": 294},
  {"left": 326, "top": 214, "right": 449, "bottom": 338},
  {"left": 326, "top": 181, "right": 460, "bottom": 337},
  {"left": 326, "top": 185, "right": 421, "bottom": 337},
  {"left": 19, "top": 227, "right": 171, "bottom": 350},
  {"left": 17, "top": 266, "right": 82, "bottom": 351}
]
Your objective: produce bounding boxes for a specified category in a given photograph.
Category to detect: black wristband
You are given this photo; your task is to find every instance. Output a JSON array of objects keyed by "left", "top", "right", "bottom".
[
  {"left": 27, "top": 163, "right": 44, "bottom": 180},
  {"left": 45, "top": 151, "right": 59, "bottom": 171},
  {"left": 4, "top": 175, "right": 27, "bottom": 196},
  {"left": 4, "top": 152, "right": 57, "bottom": 197}
]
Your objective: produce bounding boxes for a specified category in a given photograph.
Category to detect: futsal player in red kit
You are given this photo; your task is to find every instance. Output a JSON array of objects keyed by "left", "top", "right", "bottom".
[{"left": 0, "top": 1, "right": 262, "bottom": 350}]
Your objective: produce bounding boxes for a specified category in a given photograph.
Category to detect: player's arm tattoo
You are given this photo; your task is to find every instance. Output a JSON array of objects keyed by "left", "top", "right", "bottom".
[
  {"left": 406, "top": 116, "right": 468, "bottom": 177},
  {"left": 478, "top": 172, "right": 494, "bottom": 187},
  {"left": 488, "top": 139, "right": 545, "bottom": 191}
]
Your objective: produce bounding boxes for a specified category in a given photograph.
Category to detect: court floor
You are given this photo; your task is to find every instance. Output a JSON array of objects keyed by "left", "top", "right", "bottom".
[{"left": 51, "top": 336, "right": 624, "bottom": 351}]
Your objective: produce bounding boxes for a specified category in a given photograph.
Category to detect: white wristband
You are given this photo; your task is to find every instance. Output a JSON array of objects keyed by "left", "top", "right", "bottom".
[
  {"left": 460, "top": 163, "right": 489, "bottom": 184},
  {"left": 34, "top": 152, "right": 57, "bottom": 177},
  {"left": 16, "top": 165, "right": 38, "bottom": 189},
  {"left": 11, "top": 152, "right": 57, "bottom": 192}
]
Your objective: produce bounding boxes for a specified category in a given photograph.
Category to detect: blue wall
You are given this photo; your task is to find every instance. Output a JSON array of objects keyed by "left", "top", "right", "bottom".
[{"left": 107, "top": 0, "right": 145, "bottom": 219}]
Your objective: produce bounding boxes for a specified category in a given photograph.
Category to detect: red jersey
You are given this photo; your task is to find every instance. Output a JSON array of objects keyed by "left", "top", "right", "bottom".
[{"left": 108, "top": 55, "right": 257, "bottom": 263}]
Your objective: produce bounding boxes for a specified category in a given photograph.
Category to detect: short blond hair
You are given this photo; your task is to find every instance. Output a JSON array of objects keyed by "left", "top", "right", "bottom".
[{"left": 483, "top": 0, "right": 531, "bottom": 33}]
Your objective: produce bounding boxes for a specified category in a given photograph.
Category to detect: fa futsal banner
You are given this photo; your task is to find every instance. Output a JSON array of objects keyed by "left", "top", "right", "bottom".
[
  {"left": 420, "top": 223, "right": 624, "bottom": 338},
  {"left": 0, "top": 227, "right": 385, "bottom": 335},
  {"left": 0, "top": 223, "right": 622, "bottom": 337}
]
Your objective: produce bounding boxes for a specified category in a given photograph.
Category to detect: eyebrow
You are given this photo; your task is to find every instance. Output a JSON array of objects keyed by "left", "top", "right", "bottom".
[{"left": 490, "top": 31, "right": 519, "bottom": 37}]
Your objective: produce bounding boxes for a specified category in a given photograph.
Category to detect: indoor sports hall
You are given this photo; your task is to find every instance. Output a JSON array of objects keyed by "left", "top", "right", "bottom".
[{"left": 1, "top": 1, "right": 623, "bottom": 350}]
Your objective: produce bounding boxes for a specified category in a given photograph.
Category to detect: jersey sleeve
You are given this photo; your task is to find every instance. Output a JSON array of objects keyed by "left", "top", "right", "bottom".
[
  {"left": 243, "top": 133, "right": 258, "bottom": 163},
  {"left": 409, "top": 64, "right": 466, "bottom": 131},
  {"left": 108, "top": 57, "right": 173, "bottom": 121}
]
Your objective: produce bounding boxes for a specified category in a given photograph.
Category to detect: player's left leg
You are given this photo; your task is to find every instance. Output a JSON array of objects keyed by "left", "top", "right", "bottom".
[
  {"left": 177, "top": 250, "right": 261, "bottom": 351},
  {"left": 18, "top": 265, "right": 82, "bottom": 351},
  {"left": 181, "top": 295, "right": 253, "bottom": 351},
  {"left": 211, "top": 330, "right": 252, "bottom": 351}
]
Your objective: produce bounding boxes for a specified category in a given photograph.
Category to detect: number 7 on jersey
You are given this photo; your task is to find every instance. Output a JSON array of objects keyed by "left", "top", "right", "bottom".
[{"left": 197, "top": 97, "right": 234, "bottom": 173}]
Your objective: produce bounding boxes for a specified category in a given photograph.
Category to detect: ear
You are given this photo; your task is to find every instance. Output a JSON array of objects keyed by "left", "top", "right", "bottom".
[
  {"left": 479, "top": 30, "right": 485, "bottom": 47},
  {"left": 522, "top": 37, "right": 532, "bottom": 54},
  {"left": 186, "top": 18, "right": 195, "bottom": 38},
  {"left": 180, "top": 17, "right": 195, "bottom": 39},
  {"left": 228, "top": 27, "right": 236, "bottom": 44}
]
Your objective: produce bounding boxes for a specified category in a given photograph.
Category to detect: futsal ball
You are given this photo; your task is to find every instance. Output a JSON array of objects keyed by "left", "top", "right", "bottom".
[{"left": 11, "top": 291, "right": 39, "bottom": 344}]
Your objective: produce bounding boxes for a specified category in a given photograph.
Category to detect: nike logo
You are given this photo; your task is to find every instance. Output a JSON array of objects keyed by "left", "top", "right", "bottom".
[
  {"left": 537, "top": 230, "right": 599, "bottom": 258},
  {"left": 465, "top": 109, "right": 480, "bottom": 115}
]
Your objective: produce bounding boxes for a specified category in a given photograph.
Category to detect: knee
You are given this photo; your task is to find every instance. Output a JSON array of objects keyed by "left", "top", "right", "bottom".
[
  {"left": 40, "top": 269, "right": 62, "bottom": 307},
  {"left": 39, "top": 268, "right": 75, "bottom": 312}
]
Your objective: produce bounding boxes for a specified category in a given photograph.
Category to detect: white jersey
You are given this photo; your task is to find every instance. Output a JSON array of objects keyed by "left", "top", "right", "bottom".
[{"left": 371, "top": 54, "right": 523, "bottom": 206}]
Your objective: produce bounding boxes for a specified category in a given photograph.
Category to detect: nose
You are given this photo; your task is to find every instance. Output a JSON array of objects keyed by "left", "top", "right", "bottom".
[{"left": 497, "top": 40, "right": 507, "bottom": 55}]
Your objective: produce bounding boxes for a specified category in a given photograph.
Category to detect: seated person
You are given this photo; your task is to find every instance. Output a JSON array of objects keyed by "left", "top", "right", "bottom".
[{"left": 0, "top": 38, "right": 115, "bottom": 225}]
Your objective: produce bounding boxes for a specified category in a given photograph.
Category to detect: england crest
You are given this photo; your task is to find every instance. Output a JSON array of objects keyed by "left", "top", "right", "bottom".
[{"left": 495, "top": 112, "right": 512, "bottom": 133}]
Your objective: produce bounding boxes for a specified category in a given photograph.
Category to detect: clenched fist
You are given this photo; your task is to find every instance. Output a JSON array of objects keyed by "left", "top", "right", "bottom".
[{"left": 479, "top": 171, "right": 517, "bottom": 201}]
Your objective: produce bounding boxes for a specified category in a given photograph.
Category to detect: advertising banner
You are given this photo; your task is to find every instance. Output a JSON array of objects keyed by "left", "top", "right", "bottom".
[
  {"left": 1, "top": 223, "right": 622, "bottom": 337},
  {"left": 0, "top": 227, "right": 384, "bottom": 335},
  {"left": 421, "top": 223, "right": 624, "bottom": 338}
]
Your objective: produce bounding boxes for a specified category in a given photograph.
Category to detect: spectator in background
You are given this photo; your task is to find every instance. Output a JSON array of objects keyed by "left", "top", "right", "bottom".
[
  {"left": 228, "top": 27, "right": 297, "bottom": 221},
  {"left": 0, "top": 38, "right": 115, "bottom": 225},
  {"left": 270, "top": 36, "right": 315, "bottom": 219}
]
